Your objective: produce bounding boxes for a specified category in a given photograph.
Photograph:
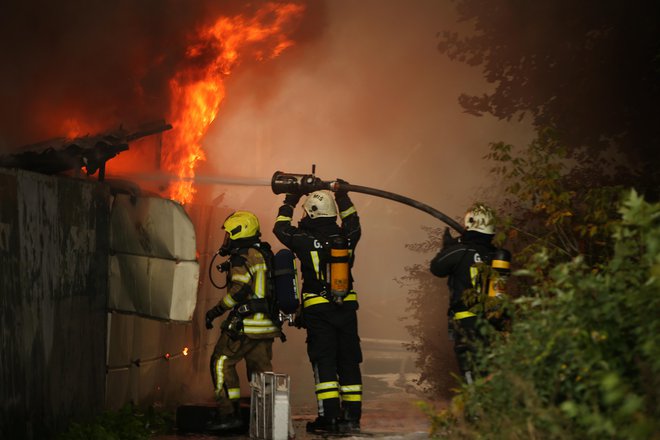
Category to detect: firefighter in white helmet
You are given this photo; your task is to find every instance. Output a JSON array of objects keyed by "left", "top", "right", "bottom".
[
  {"left": 205, "top": 211, "right": 280, "bottom": 432},
  {"left": 430, "top": 203, "right": 499, "bottom": 384},
  {"left": 273, "top": 186, "right": 363, "bottom": 434}
]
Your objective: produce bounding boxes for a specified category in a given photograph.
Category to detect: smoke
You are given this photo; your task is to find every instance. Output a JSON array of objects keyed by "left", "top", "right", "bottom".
[
  {"left": 1, "top": 0, "right": 533, "bottom": 412},
  {"left": 0, "top": 0, "right": 322, "bottom": 150},
  {"left": 198, "top": 0, "right": 532, "bottom": 335}
]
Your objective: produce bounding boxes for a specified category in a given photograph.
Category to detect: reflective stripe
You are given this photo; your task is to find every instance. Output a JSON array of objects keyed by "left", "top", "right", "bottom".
[
  {"left": 254, "top": 268, "right": 265, "bottom": 298},
  {"left": 340, "top": 384, "right": 362, "bottom": 401},
  {"left": 232, "top": 272, "right": 251, "bottom": 283},
  {"left": 214, "top": 355, "right": 228, "bottom": 395},
  {"left": 318, "top": 391, "right": 340, "bottom": 400},
  {"left": 227, "top": 387, "right": 241, "bottom": 400},
  {"left": 248, "top": 263, "right": 268, "bottom": 273},
  {"left": 344, "top": 292, "right": 357, "bottom": 301},
  {"left": 244, "top": 326, "right": 279, "bottom": 334},
  {"left": 222, "top": 295, "right": 237, "bottom": 308},
  {"left": 316, "top": 381, "right": 340, "bottom": 401},
  {"left": 243, "top": 318, "right": 277, "bottom": 326},
  {"left": 310, "top": 251, "right": 321, "bottom": 279},
  {"left": 470, "top": 266, "right": 479, "bottom": 288},
  {"left": 243, "top": 314, "right": 278, "bottom": 334},
  {"left": 316, "top": 381, "right": 339, "bottom": 391},
  {"left": 340, "top": 206, "right": 356, "bottom": 219},
  {"left": 454, "top": 311, "right": 477, "bottom": 319},
  {"left": 276, "top": 215, "right": 292, "bottom": 222},
  {"left": 304, "top": 295, "right": 329, "bottom": 307},
  {"left": 303, "top": 292, "right": 357, "bottom": 308},
  {"left": 248, "top": 262, "right": 268, "bottom": 273},
  {"left": 340, "top": 385, "right": 362, "bottom": 392},
  {"left": 242, "top": 257, "right": 267, "bottom": 298}
]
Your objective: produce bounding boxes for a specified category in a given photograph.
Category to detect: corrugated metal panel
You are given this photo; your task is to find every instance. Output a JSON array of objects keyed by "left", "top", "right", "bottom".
[
  {"left": 108, "top": 255, "right": 198, "bottom": 321},
  {"left": 0, "top": 169, "right": 108, "bottom": 439},
  {"left": 108, "top": 194, "right": 199, "bottom": 321},
  {"left": 110, "top": 194, "right": 196, "bottom": 260}
]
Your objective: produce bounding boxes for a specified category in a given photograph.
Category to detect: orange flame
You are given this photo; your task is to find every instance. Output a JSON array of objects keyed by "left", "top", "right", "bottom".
[{"left": 163, "top": 2, "right": 305, "bottom": 204}]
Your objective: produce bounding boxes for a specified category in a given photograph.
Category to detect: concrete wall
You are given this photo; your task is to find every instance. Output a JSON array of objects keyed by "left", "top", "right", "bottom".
[{"left": 0, "top": 169, "right": 109, "bottom": 439}]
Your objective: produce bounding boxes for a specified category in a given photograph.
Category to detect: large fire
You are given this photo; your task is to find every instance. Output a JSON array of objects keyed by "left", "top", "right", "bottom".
[{"left": 163, "top": 2, "right": 305, "bottom": 204}]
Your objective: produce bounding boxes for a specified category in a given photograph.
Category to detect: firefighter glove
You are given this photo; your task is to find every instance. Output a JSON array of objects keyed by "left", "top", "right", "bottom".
[
  {"left": 205, "top": 306, "right": 224, "bottom": 329},
  {"left": 442, "top": 227, "right": 458, "bottom": 247},
  {"left": 334, "top": 178, "right": 350, "bottom": 197},
  {"left": 284, "top": 193, "right": 302, "bottom": 207}
]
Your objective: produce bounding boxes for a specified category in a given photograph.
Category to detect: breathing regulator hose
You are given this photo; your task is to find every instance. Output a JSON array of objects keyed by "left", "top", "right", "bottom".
[
  {"left": 271, "top": 170, "right": 466, "bottom": 234},
  {"left": 208, "top": 252, "right": 229, "bottom": 289}
]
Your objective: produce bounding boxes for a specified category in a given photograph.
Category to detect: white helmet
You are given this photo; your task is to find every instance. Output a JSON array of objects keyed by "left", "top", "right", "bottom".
[
  {"left": 464, "top": 203, "right": 495, "bottom": 234},
  {"left": 303, "top": 190, "right": 337, "bottom": 219}
]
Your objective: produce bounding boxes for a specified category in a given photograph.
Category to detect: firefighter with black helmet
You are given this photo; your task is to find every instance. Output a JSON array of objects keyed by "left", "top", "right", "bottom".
[
  {"left": 430, "top": 203, "right": 502, "bottom": 384},
  {"left": 273, "top": 185, "right": 363, "bottom": 434},
  {"left": 205, "top": 210, "right": 280, "bottom": 432}
]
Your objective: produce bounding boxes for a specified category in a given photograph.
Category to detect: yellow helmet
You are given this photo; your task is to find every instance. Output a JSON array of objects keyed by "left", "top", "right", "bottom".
[
  {"left": 223, "top": 211, "right": 260, "bottom": 239},
  {"left": 464, "top": 203, "right": 495, "bottom": 234}
]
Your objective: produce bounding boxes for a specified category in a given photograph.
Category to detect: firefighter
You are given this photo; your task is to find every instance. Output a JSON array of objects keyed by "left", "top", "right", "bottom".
[
  {"left": 429, "top": 203, "right": 498, "bottom": 384},
  {"left": 273, "top": 187, "right": 363, "bottom": 434},
  {"left": 205, "top": 211, "right": 280, "bottom": 432}
]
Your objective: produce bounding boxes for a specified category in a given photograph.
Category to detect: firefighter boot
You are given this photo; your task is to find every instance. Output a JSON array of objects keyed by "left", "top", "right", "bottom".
[
  {"left": 338, "top": 407, "right": 361, "bottom": 433},
  {"left": 306, "top": 416, "right": 341, "bottom": 434},
  {"left": 206, "top": 401, "right": 243, "bottom": 432}
]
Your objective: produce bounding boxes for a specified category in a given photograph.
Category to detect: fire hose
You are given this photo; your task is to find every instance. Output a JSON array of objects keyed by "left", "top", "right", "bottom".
[{"left": 271, "top": 170, "right": 465, "bottom": 234}]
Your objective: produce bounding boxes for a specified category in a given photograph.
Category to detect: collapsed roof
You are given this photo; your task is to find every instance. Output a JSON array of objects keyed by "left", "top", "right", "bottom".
[{"left": 0, "top": 120, "right": 172, "bottom": 179}]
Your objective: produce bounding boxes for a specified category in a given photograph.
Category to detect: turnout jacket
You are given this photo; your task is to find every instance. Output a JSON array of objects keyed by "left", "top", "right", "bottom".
[
  {"left": 430, "top": 231, "right": 497, "bottom": 314},
  {"left": 273, "top": 193, "right": 361, "bottom": 309},
  {"left": 215, "top": 243, "right": 281, "bottom": 339}
]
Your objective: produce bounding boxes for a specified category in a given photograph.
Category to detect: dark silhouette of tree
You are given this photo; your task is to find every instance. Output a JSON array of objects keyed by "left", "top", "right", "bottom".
[{"left": 438, "top": 0, "right": 660, "bottom": 194}]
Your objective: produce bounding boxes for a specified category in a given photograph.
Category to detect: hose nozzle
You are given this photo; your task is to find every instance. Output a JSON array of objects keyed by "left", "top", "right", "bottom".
[{"left": 271, "top": 171, "right": 329, "bottom": 195}]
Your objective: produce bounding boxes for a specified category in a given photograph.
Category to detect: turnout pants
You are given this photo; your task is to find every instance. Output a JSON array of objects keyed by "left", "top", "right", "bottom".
[
  {"left": 210, "top": 332, "right": 274, "bottom": 416},
  {"left": 304, "top": 304, "right": 363, "bottom": 422},
  {"left": 451, "top": 315, "right": 478, "bottom": 380}
]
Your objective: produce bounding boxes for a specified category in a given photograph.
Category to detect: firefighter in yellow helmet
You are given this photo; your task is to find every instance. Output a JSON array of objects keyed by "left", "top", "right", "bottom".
[
  {"left": 430, "top": 203, "right": 502, "bottom": 384},
  {"left": 205, "top": 210, "right": 280, "bottom": 432},
  {"left": 273, "top": 186, "right": 363, "bottom": 434}
]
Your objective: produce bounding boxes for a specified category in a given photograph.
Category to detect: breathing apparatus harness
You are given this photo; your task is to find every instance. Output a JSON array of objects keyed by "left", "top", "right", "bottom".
[
  {"left": 307, "top": 231, "right": 351, "bottom": 307},
  {"left": 209, "top": 238, "right": 289, "bottom": 341},
  {"left": 449, "top": 237, "right": 511, "bottom": 329}
]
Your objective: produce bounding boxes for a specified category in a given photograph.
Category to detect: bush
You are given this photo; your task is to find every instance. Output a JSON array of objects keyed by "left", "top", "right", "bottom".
[
  {"left": 56, "top": 404, "right": 173, "bottom": 440},
  {"left": 431, "top": 191, "right": 660, "bottom": 439}
]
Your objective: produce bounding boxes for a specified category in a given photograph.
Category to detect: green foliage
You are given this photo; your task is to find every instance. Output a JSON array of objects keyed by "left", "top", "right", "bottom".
[
  {"left": 430, "top": 191, "right": 660, "bottom": 439},
  {"left": 485, "top": 130, "right": 625, "bottom": 268},
  {"left": 401, "top": 130, "right": 629, "bottom": 398},
  {"left": 56, "top": 404, "right": 173, "bottom": 440}
]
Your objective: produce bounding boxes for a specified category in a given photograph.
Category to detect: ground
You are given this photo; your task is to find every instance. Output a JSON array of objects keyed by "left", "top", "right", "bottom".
[{"left": 155, "top": 372, "right": 439, "bottom": 439}]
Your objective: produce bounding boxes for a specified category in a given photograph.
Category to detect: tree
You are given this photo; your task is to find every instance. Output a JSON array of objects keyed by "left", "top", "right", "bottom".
[
  {"left": 438, "top": 0, "right": 660, "bottom": 195},
  {"left": 402, "top": 131, "right": 630, "bottom": 410}
]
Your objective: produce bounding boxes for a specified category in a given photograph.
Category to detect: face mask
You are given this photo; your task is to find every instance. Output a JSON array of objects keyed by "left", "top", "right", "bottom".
[{"left": 219, "top": 232, "right": 232, "bottom": 256}]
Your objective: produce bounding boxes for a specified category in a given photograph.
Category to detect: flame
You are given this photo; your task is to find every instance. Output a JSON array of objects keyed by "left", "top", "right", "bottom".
[
  {"left": 63, "top": 118, "right": 85, "bottom": 139},
  {"left": 62, "top": 117, "right": 101, "bottom": 140},
  {"left": 162, "top": 2, "right": 305, "bottom": 204}
]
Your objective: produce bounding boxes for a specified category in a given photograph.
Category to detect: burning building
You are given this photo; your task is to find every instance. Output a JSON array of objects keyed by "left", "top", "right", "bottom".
[{"left": 0, "top": 2, "right": 312, "bottom": 438}]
